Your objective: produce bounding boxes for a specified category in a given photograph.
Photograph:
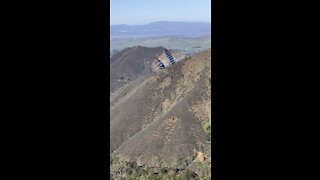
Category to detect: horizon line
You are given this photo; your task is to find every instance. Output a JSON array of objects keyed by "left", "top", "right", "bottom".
[{"left": 110, "top": 20, "right": 211, "bottom": 26}]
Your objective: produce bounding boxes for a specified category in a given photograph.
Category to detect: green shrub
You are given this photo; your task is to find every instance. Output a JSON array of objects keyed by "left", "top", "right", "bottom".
[{"left": 203, "top": 121, "right": 211, "bottom": 141}]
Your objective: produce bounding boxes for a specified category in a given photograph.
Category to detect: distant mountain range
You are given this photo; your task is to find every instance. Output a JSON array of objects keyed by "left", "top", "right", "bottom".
[{"left": 110, "top": 21, "right": 211, "bottom": 38}]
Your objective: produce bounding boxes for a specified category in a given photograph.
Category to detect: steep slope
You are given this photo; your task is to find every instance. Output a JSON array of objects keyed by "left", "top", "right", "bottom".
[
  {"left": 110, "top": 49, "right": 211, "bottom": 179},
  {"left": 110, "top": 46, "right": 164, "bottom": 77},
  {"left": 110, "top": 46, "right": 194, "bottom": 94},
  {"left": 110, "top": 46, "right": 165, "bottom": 93}
]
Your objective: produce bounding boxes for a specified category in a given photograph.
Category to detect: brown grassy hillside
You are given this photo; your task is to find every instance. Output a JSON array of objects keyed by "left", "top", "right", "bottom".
[
  {"left": 110, "top": 46, "right": 194, "bottom": 94},
  {"left": 110, "top": 46, "right": 165, "bottom": 93},
  {"left": 110, "top": 48, "right": 211, "bottom": 179}
]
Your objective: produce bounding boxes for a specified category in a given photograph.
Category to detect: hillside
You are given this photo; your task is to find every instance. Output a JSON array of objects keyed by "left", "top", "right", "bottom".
[
  {"left": 110, "top": 46, "right": 194, "bottom": 94},
  {"left": 110, "top": 49, "right": 211, "bottom": 179},
  {"left": 110, "top": 46, "right": 165, "bottom": 93}
]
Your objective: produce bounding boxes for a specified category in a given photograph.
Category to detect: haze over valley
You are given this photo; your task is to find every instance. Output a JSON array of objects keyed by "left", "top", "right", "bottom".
[
  {"left": 111, "top": 21, "right": 211, "bottom": 38},
  {"left": 110, "top": 21, "right": 211, "bottom": 52}
]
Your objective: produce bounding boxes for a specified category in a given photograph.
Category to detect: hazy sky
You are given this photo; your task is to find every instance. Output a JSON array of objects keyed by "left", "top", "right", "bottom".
[{"left": 110, "top": 0, "right": 211, "bottom": 25}]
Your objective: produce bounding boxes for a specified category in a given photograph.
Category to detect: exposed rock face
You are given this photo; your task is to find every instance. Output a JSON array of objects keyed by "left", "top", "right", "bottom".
[{"left": 110, "top": 48, "right": 211, "bottom": 178}]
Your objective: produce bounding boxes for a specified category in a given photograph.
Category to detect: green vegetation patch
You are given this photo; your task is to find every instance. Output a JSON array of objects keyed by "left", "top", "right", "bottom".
[{"left": 203, "top": 120, "right": 211, "bottom": 142}]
